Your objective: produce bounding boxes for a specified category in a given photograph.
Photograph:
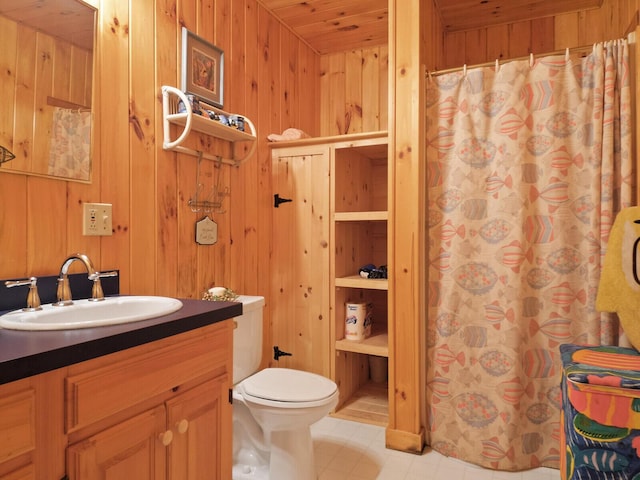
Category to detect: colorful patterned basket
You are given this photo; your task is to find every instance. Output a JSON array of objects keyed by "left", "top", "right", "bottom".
[{"left": 561, "top": 344, "right": 640, "bottom": 479}]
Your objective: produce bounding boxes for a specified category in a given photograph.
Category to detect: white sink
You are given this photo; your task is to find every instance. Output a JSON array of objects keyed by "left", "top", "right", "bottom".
[{"left": 0, "top": 296, "right": 183, "bottom": 331}]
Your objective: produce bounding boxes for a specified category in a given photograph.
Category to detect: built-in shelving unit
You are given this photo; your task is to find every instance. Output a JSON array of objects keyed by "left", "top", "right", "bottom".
[
  {"left": 268, "top": 131, "right": 389, "bottom": 427},
  {"left": 161, "top": 85, "right": 257, "bottom": 166},
  {"left": 330, "top": 132, "right": 389, "bottom": 426}
]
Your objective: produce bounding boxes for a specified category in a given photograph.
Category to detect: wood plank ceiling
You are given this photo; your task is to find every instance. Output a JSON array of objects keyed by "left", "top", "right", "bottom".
[
  {"left": 259, "top": 0, "right": 604, "bottom": 54},
  {"left": 2, "top": 1, "right": 605, "bottom": 56},
  {"left": 0, "top": 0, "right": 95, "bottom": 51}
]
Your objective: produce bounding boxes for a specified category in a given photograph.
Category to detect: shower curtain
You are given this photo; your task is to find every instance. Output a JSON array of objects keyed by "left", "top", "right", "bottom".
[{"left": 426, "top": 40, "right": 633, "bottom": 471}]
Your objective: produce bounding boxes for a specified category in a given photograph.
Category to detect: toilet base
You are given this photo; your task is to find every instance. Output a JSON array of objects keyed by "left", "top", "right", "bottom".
[
  {"left": 270, "top": 427, "right": 317, "bottom": 479},
  {"left": 232, "top": 427, "right": 318, "bottom": 480},
  {"left": 232, "top": 463, "right": 269, "bottom": 480}
]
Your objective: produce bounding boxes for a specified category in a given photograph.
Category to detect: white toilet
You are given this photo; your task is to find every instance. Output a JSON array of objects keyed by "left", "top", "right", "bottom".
[{"left": 232, "top": 295, "right": 339, "bottom": 480}]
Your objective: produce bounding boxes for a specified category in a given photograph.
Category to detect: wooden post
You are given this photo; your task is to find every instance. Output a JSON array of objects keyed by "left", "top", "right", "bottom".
[{"left": 386, "top": 0, "right": 426, "bottom": 453}]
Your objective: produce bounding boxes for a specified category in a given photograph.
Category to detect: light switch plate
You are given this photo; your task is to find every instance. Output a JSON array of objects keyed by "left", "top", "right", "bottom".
[{"left": 83, "top": 203, "right": 113, "bottom": 236}]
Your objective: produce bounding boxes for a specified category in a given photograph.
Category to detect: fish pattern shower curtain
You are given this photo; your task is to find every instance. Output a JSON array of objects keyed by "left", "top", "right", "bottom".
[{"left": 426, "top": 41, "right": 633, "bottom": 471}]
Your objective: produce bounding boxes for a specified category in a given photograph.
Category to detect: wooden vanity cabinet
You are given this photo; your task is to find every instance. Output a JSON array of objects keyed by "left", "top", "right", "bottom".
[
  {"left": 65, "top": 320, "right": 233, "bottom": 480},
  {"left": 66, "top": 377, "right": 229, "bottom": 480}
]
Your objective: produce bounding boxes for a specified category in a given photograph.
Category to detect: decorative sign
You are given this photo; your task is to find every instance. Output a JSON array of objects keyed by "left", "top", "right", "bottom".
[{"left": 196, "top": 216, "right": 218, "bottom": 245}]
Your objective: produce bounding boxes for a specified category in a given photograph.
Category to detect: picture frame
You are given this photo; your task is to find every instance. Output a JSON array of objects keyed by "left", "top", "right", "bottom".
[{"left": 181, "top": 27, "right": 224, "bottom": 109}]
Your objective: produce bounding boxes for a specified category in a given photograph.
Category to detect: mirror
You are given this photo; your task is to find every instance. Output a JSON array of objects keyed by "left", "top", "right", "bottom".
[{"left": 0, "top": 0, "right": 95, "bottom": 182}]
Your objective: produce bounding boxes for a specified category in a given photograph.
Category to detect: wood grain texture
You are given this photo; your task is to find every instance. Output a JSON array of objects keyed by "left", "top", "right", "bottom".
[
  {"left": 0, "top": 0, "right": 638, "bottom": 456},
  {"left": 270, "top": 144, "right": 331, "bottom": 376},
  {"left": 438, "top": 0, "right": 637, "bottom": 70},
  {"left": 258, "top": 0, "right": 601, "bottom": 54},
  {"left": 388, "top": 0, "right": 426, "bottom": 452},
  {"left": 260, "top": 0, "right": 388, "bottom": 54},
  {"left": 320, "top": 47, "right": 387, "bottom": 136},
  {"left": 436, "top": 0, "right": 602, "bottom": 32}
]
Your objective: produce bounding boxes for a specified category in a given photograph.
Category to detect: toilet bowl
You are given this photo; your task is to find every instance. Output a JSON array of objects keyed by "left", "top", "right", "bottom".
[{"left": 231, "top": 295, "right": 339, "bottom": 480}]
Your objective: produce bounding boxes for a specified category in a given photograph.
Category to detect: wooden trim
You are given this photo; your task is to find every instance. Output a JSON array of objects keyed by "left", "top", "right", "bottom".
[
  {"left": 386, "top": 0, "right": 427, "bottom": 454},
  {"left": 46, "top": 96, "right": 90, "bottom": 112},
  {"left": 385, "top": 427, "right": 425, "bottom": 454},
  {"left": 267, "top": 130, "right": 387, "bottom": 150}
]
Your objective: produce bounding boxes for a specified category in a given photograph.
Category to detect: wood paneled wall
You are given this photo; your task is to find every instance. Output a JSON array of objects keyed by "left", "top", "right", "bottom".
[
  {"left": 319, "top": 46, "right": 389, "bottom": 136},
  {"left": 0, "top": 0, "right": 319, "bottom": 374},
  {"left": 0, "top": 0, "right": 634, "bottom": 390},
  {"left": 439, "top": 0, "right": 639, "bottom": 70}
]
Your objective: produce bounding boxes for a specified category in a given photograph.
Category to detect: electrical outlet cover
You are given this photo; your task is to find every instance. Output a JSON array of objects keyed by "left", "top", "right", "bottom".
[{"left": 83, "top": 203, "right": 113, "bottom": 236}]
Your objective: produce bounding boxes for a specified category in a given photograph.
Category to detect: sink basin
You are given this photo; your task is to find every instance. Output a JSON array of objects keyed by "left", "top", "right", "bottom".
[{"left": 0, "top": 296, "right": 183, "bottom": 331}]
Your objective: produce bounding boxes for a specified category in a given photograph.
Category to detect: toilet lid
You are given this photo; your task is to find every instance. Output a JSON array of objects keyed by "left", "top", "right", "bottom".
[{"left": 242, "top": 368, "right": 337, "bottom": 402}]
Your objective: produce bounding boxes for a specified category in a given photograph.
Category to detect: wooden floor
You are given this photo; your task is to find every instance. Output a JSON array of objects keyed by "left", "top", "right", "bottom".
[{"left": 331, "top": 381, "right": 388, "bottom": 427}]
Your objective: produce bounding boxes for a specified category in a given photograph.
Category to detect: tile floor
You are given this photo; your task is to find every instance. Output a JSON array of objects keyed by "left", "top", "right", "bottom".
[{"left": 311, "top": 416, "right": 559, "bottom": 480}]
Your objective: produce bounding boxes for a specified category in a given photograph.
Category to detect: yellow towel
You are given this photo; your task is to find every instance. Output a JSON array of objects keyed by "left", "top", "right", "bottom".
[{"left": 596, "top": 206, "right": 640, "bottom": 350}]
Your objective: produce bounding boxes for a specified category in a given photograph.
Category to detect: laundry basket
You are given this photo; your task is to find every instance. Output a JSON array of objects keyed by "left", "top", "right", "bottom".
[{"left": 561, "top": 344, "right": 640, "bottom": 479}]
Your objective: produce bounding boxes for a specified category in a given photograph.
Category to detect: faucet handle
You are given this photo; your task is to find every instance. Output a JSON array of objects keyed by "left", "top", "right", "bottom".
[
  {"left": 90, "top": 271, "right": 118, "bottom": 302},
  {"left": 54, "top": 276, "right": 73, "bottom": 306},
  {"left": 5, "top": 277, "right": 42, "bottom": 311}
]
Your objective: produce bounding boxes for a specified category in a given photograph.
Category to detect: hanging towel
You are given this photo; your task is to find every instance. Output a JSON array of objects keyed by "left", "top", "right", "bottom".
[
  {"left": 48, "top": 107, "right": 91, "bottom": 180},
  {"left": 595, "top": 206, "right": 640, "bottom": 350}
]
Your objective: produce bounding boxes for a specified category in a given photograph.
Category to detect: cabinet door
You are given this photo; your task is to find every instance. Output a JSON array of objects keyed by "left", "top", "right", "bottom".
[
  {"left": 0, "top": 388, "right": 35, "bottom": 480},
  {"left": 166, "top": 377, "right": 231, "bottom": 480},
  {"left": 0, "top": 389, "right": 35, "bottom": 467},
  {"left": 67, "top": 405, "right": 167, "bottom": 480},
  {"left": 0, "top": 465, "right": 34, "bottom": 480},
  {"left": 271, "top": 145, "right": 331, "bottom": 376}
]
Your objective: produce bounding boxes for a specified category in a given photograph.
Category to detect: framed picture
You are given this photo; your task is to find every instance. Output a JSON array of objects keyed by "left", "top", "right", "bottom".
[{"left": 181, "top": 27, "right": 224, "bottom": 109}]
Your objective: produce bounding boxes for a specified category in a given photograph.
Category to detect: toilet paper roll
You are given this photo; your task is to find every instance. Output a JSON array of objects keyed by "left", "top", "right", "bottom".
[{"left": 345, "top": 303, "right": 372, "bottom": 341}]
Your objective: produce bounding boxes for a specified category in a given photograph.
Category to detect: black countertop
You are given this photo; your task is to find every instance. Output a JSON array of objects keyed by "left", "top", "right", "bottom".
[{"left": 0, "top": 298, "right": 242, "bottom": 385}]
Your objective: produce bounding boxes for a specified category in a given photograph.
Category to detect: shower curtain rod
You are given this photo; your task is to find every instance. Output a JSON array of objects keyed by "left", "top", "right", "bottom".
[{"left": 427, "top": 44, "right": 602, "bottom": 77}]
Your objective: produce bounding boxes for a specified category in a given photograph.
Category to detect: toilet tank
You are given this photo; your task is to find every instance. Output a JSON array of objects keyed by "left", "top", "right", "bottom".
[{"left": 233, "top": 295, "right": 265, "bottom": 385}]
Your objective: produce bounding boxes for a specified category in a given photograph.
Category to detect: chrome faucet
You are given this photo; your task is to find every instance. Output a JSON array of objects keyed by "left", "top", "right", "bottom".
[{"left": 55, "top": 253, "right": 118, "bottom": 305}]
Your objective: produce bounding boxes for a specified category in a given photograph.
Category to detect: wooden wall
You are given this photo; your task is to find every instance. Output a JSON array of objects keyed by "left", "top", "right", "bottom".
[
  {"left": 0, "top": 0, "right": 319, "bottom": 370},
  {"left": 319, "top": 46, "right": 389, "bottom": 136},
  {"left": 439, "top": 0, "right": 639, "bottom": 70},
  {"left": 0, "top": 0, "right": 635, "bottom": 388}
]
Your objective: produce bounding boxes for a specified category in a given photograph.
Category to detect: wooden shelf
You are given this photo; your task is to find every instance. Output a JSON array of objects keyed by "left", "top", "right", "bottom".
[
  {"left": 165, "top": 112, "right": 255, "bottom": 143},
  {"left": 335, "top": 332, "right": 388, "bottom": 357},
  {"left": 161, "top": 86, "right": 257, "bottom": 165},
  {"left": 331, "top": 381, "right": 388, "bottom": 427},
  {"left": 334, "top": 211, "right": 388, "bottom": 221},
  {"left": 335, "top": 276, "right": 388, "bottom": 290}
]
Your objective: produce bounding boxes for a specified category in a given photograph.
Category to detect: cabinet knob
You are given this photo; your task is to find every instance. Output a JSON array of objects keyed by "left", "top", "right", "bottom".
[
  {"left": 159, "top": 430, "right": 173, "bottom": 446},
  {"left": 176, "top": 419, "right": 189, "bottom": 434}
]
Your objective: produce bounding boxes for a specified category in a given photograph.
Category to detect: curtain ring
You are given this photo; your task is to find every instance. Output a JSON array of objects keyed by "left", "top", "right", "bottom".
[
  {"left": 529, "top": 53, "right": 534, "bottom": 67},
  {"left": 463, "top": 64, "right": 467, "bottom": 76},
  {"left": 495, "top": 59, "right": 499, "bottom": 73},
  {"left": 565, "top": 48, "right": 570, "bottom": 61}
]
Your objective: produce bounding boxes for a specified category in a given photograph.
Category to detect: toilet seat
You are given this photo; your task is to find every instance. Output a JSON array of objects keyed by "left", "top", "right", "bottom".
[{"left": 239, "top": 368, "right": 337, "bottom": 408}]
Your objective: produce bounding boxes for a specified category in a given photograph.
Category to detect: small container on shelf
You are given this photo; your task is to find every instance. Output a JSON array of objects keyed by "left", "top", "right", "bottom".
[
  {"left": 368, "top": 355, "right": 388, "bottom": 383},
  {"left": 345, "top": 302, "right": 372, "bottom": 341}
]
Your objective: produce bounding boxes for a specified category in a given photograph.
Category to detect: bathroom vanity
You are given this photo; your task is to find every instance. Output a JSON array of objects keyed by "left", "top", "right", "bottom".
[{"left": 0, "top": 299, "right": 240, "bottom": 480}]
